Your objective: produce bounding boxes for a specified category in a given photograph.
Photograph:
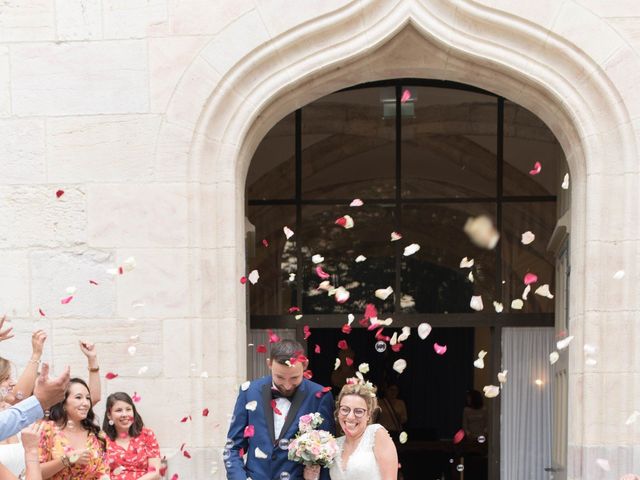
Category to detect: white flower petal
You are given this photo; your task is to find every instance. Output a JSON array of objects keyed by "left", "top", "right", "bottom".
[
  {"left": 334, "top": 286, "right": 350, "bottom": 303},
  {"left": 497, "top": 370, "right": 508, "bottom": 384},
  {"left": 311, "top": 254, "right": 324, "bottom": 264},
  {"left": 549, "top": 352, "right": 559, "bottom": 365},
  {"left": 400, "top": 294, "right": 415, "bottom": 308},
  {"left": 355, "top": 255, "right": 367, "bottom": 263},
  {"left": 403, "top": 243, "right": 420, "bottom": 256},
  {"left": 355, "top": 372, "right": 364, "bottom": 381},
  {"left": 138, "top": 366, "right": 148, "bottom": 375},
  {"left": 464, "top": 215, "right": 500, "bottom": 250},
  {"left": 245, "top": 401, "right": 257, "bottom": 411},
  {"left": 493, "top": 301, "right": 504, "bottom": 313},
  {"left": 241, "top": 381, "right": 251, "bottom": 391},
  {"left": 511, "top": 299, "right": 524, "bottom": 310},
  {"left": 556, "top": 335, "right": 574, "bottom": 351},
  {"left": 613, "top": 270, "right": 625, "bottom": 280},
  {"left": 521, "top": 231, "right": 535, "bottom": 245},
  {"left": 389, "top": 332, "right": 398, "bottom": 346},
  {"left": 350, "top": 198, "right": 364, "bottom": 207},
  {"left": 522, "top": 284, "right": 531, "bottom": 300},
  {"left": 561, "top": 173, "right": 570, "bottom": 190},
  {"left": 418, "top": 323, "right": 432, "bottom": 340},
  {"left": 459, "top": 257, "right": 474, "bottom": 268},
  {"left": 468, "top": 271, "right": 474, "bottom": 283},
  {"left": 358, "top": 363, "right": 370, "bottom": 374},
  {"left": 347, "top": 314, "right": 355, "bottom": 326},
  {"left": 65, "top": 286, "right": 77, "bottom": 294},
  {"left": 583, "top": 344, "right": 597, "bottom": 355},
  {"left": 392, "top": 359, "right": 407, "bottom": 374},
  {"left": 595, "top": 459, "right": 610, "bottom": 472},
  {"left": 398, "top": 326, "right": 411, "bottom": 342},
  {"left": 625, "top": 410, "right": 640, "bottom": 425},
  {"left": 483, "top": 385, "right": 500, "bottom": 398},
  {"left": 534, "top": 284, "right": 554, "bottom": 299},
  {"left": 390, "top": 231, "right": 402, "bottom": 242},
  {"left": 478, "top": 350, "right": 487, "bottom": 359},
  {"left": 473, "top": 358, "right": 485, "bottom": 369},
  {"left": 248, "top": 270, "right": 260, "bottom": 285},
  {"left": 399, "top": 431, "right": 408, "bottom": 444},
  {"left": 123, "top": 257, "right": 136, "bottom": 272},
  {"left": 127, "top": 346, "right": 137, "bottom": 356},
  {"left": 470, "top": 295, "right": 484, "bottom": 311},
  {"left": 375, "top": 286, "right": 394, "bottom": 301},
  {"left": 288, "top": 273, "right": 296, "bottom": 281},
  {"left": 334, "top": 358, "right": 341, "bottom": 370},
  {"left": 255, "top": 447, "right": 268, "bottom": 459},
  {"left": 283, "top": 226, "right": 294, "bottom": 239}
]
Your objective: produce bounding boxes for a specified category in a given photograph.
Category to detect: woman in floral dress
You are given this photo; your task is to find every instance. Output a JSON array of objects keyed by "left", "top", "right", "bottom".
[
  {"left": 102, "top": 392, "right": 161, "bottom": 480},
  {"left": 38, "top": 378, "right": 109, "bottom": 479}
]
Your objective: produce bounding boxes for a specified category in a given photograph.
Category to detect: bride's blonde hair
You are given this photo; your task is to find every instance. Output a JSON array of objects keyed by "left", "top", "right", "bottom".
[{"left": 334, "top": 378, "right": 380, "bottom": 433}]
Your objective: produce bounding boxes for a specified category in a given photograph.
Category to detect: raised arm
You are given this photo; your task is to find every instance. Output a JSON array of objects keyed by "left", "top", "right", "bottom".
[
  {"left": 20, "top": 422, "right": 43, "bottom": 480},
  {"left": 373, "top": 427, "right": 398, "bottom": 480},
  {"left": 79, "top": 341, "right": 101, "bottom": 405},
  {"left": 224, "top": 387, "right": 250, "bottom": 480},
  {"left": 11, "top": 331, "right": 47, "bottom": 404}
]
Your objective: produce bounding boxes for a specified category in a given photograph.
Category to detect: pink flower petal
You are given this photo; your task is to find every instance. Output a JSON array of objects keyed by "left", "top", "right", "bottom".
[
  {"left": 345, "top": 357, "right": 354, "bottom": 366},
  {"left": 390, "top": 231, "right": 403, "bottom": 241},
  {"left": 314, "top": 386, "right": 331, "bottom": 398},
  {"left": 335, "top": 215, "right": 354, "bottom": 229},
  {"left": 303, "top": 325, "right": 311, "bottom": 340},
  {"left": 303, "top": 369, "right": 313, "bottom": 379},
  {"left": 105, "top": 372, "right": 119, "bottom": 380},
  {"left": 61, "top": 295, "right": 73, "bottom": 305},
  {"left": 240, "top": 276, "right": 247, "bottom": 284},
  {"left": 337, "top": 340, "right": 349, "bottom": 350},
  {"left": 243, "top": 425, "right": 255, "bottom": 438},
  {"left": 268, "top": 329, "right": 280, "bottom": 343},
  {"left": 453, "top": 429, "right": 465, "bottom": 444},
  {"left": 38, "top": 308, "right": 46, "bottom": 317},
  {"left": 262, "top": 239, "right": 269, "bottom": 248},
  {"left": 523, "top": 272, "right": 538, "bottom": 285},
  {"left": 183, "top": 450, "right": 191, "bottom": 459},
  {"left": 529, "top": 161, "right": 542, "bottom": 175},
  {"left": 314, "top": 344, "right": 321, "bottom": 354},
  {"left": 202, "top": 408, "right": 209, "bottom": 416},
  {"left": 434, "top": 343, "right": 447, "bottom": 355},
  {"left": 341, "top": 324, "right": 352, "bottom": 334},
  {"left": 391, "top": 343, "right": 403, "bottom": 353},
  {"left": 400, "top": 89, "right": 412, "bottom": 103},
  {"left": 288, "top": 306, "right": 300, "bottom": 313},
  {"left": 55, "top": 189, "right": 64, "bottom": 198},
  {"left": 364, "top": 304, "right": 378, "bottom": 319},
  {"left": 132, "top": 392, "right": 141, "bottom": 403},
  {"left": 270, "top": 399, "right": 282, "bottom": 415},
  {"left": 315, "top": 266, "right": 330, "bottom": 279}
]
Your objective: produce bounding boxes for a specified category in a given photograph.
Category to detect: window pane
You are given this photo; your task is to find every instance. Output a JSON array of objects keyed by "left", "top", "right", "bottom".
[
  {"left": 401, "top": 203, "right": 497, "bottom": 313},
  {"left": 246, "top": 112, "right": 295, "bottom": 200},
  {"left": 301, "top": 205, "right": 396, "bottom": 314},
  {"left": 503, "top": 101, "right": 564, "bottom": 196},
  {"left": 246, "top": 205, "right": 297, "bottom": 314},
  {"left": 501, "top": 202, "right": 556, "bottom": 313},
  {"left": 301, "top": 88, "right": 396, "bottom": 199},
  {"left": 402, "top": 87, "right": 497, "bottom": 198}
]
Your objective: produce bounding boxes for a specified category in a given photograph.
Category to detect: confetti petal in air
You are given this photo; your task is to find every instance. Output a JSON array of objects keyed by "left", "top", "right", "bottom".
[
  {"left": 418, "top": 323, "right": 432, "bottom": 339},
  {"left": 337, "top": 340, "right": 349, "bottom": 350},
  {"left": 522, "top": 285, "right": 531, "bottom": 300},
  {"left": 314, "top": 344, "right": 321, "bottom": 354},
  {"left": 89, "top": 280, "right": 98, "bottom": 285},
  {"left": 262, "top": 239, "right": 269, "bottom": 248},
  {"left": 433, "top": 343, "right": 447, "bottom": 355},
  {"left": 389, "top": 332, "right": 398, "bottom": 346},
  {"left": 335, "top": 215, "right": 354, "bottom": 229},
  {"left": 248, "top": 270, "right": 260, "bottom": 285},
  {"left": 534, "top": 284, "right": 554, "bottom": 298},
  {"left": 288, "top": 306, "right": 300, "bottom": 314},
  {"left": 315, "top": 386, "right": 331, "bottom": 398},
  {"left": 105, "top": 372, "right": 118, "bottom": 380},
  {"left": 625, "top": 410, "right": 640, "bottom": 425},
  {"left": 613, "top": 270, "right": 625, "bottom": 280},
  {"left": 241, "top": 381, "right": 251, "bottom": 391},
  {"left": 246, "top": 401, "right": 257, "bottom": 411},
  {"left": 493, "top": 301, "right": 504, "bottom": 313},
  {"left": 400, "top": 89, "right": 411, "bottom": 103},
  {"left": 202, "top": 408, "right": 209, "bottom": 416},
  {"left": 334, "top": 358, "right": 341, "bottom": 370},
  {"left": 398, "top": 326, "right": 411, "bottom": 342},
  {"left": 403, "top": 243, "right": 420, "bottom": 256},
  {"left": 345, "top": 357, "right": 354, "bottom": 366},
  {"left": 556, "top": 335, "right": 574, "bottom": 350},
  {"left": 549, "top": 351, "right": 560, "bottom": 364},
  {"left": 453, "top": 429, "right": 465, "bottom": 445},
  {"left": 561, "top": 173, "right": 570, "bottom": 190},
  {"left": 523, "top": 273, "right": 538, "bottom": 285},
  {"left": 55, "top": 189, "right": 64, "bottom": 198},
  {"left": 180, "top": 416, "right": 190, "bottom": 423},
  {"left": 467, "top": 271, "right": 474, "bottom": 283},
  {"left": 584, "top": 344, "right": 597, "bottom": 355},
  {"left": 289, "top": 273, "right": 296, "bottom": 281},
  {"left": 183, "top": 449, "right": 192, "bottom": 459},
  {"left": 38, "top": 308, "right": 45, "bottom": 317},
  {"left": 132, "top": 392, "right": 141, "bottom": 403},
  {"left": 393, "top": 359, "right": 407, "bottom": 374},
  {"left": 473, "top": 350, "right": 487, "bottom": 369},
  {"left": 61, "top": 296, "right": 74, "bottom": 305},
  {"left": 498, "top": 370, "right": 508, "bottom": 384},
  {"left": 283, "top": 226, "right": 294, "bottom": 239},
  {"left": 270, "top": 400, "right": 282, "bottom": 416},
  {"left": 268, "top": 330, "right": 280, "bottom": 343},
  {"left": 138, "top": 366, "right": 148, "bottom": 375},
  {"left": 256, "top": 344, "right": 267, "bottom": 353},
  {"left": 390, "top": 231, "right": 402, "bottom": 242},
  {"left": 511, "top": 299, "right": 524, "bottom": 310},
  {"left": 350, "top": 198, "right": 364, "bottom": 207},
  {"left": 243, "top": 425, "right": 255, "bottom": 438},
  {"left": 122, "top": 257, "right": 136, "bottom": 272},
  {"left": 459, "top": 257, "right": 474, "bottom": 268},
  {"left": 303, "top": 325, "right": 311, "bottom": 340},
  {"left": 255, "top": 447, "right": 268, "bottom": 459},
  {"left": 400, "top": 294, "right": 415, "bottom": 308},
  {"left": 315, "top": 266, "right": 330, "bottom": 280},
  {"left": 355, "top": 255, "right": 367, "bottom": 263},
  {"left": 470, "top": 296, "right": 484, "bottom": 311},
  {"left": 483, "top": 385, "right": 500, "bottom": 398},
  {"left": 463, "top": 215, "right": 500, "bottom": 250},
  {"left": 375, "top": 286, "right": 394, "bottom": 301},
  {"left": 128, "top": 345, "right": 137, "bottom": 356},
  {"left": 311, "top": 254, "right": 324, "bottom": 264},
  {"left": 358, "top": 363, "right": 370, "bottom": 374},
  {"left": 521, "top": 231, "right": 535, "bottom": 245},
  {"left": 399, "top": 431, "right": 408, "bottom": 444},
  {"left": 240, "top": 276, "right": 247, "bottom": 284},
  {"left": 341, "top": 324, "right": 352, "bottom": 334},
  {"left": 334, "top": 287, "right": 350, "bottom": 304},
  {"left": 347, "top": 314, "right": 355, "bottom": 325},
  {"left": 595, "top": 459, "right": 611, "bottom": 471},
  {"left": 391, "top": 343, "right": 403, "bottom": 353},
  {"left": 529, "top": 161, "right": 542, "bottom": 175}
]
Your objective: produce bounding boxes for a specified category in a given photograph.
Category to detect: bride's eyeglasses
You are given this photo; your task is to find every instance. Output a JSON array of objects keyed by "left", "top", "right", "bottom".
[{"left": 338, "top": 406, "right": 367, "bottom": 418}]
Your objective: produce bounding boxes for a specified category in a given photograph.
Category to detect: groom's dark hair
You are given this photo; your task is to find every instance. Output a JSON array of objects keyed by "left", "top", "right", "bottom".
[{"left": 270, "top": 339, "right": 305, "bottom": 364}]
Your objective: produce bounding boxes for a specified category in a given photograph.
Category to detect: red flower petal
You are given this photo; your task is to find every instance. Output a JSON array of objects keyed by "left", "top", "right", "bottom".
[
  {"left": 268, "top": 329, "right": 280, "bottom": 343},
  {"left": 262, "top": 239, "right": 269, "bottom": 248},
  {"left": 288, "top": 306, "right": 301, "bottom": 313},
  {"left": 243, "top": 425, "right": 255, "bottom": 438},
  {"left": 303, "top": 325, "right": 311, "bottom": 340},
  {"left": 240, "top": 276, "right": 247, "bottom": 284},
  {"left": 159, "top": 466, "right": 167, "bottom": 476},
  {"left": 314, "top": 344, "right": 321, "bottom": 354},
  {"left": 180, "top": 416, "right": 189, "bottom": 423},
  {"left": 364, "top": 304, "right": 378, "bottom": 320},
  {"left": 239, "top": 448, "right": 244, "bottom": 458},
  {"left": 315, "top": 266, "right": 330, "bottom": 280},
  {"left": 335, "top": 216, "right": 347, "bottom": 227},
  {"left": 105, "top": 372, "right": 118, "bottom": 380},
  {"left": 358, "top": 317, "right": 370, "bottom": 328},
  {"left": 132, "top": 392, "right": 141, "bottom": 403},
  {"left": 270, "top": 399, "right": 282, "bottom": 415},
  {"left": 315, "top": 386, "right": 331, "bottom": 398},
  {"left": 171, "top": 475, "right": 179, "bottom": 480},
  {"left": 341, "top": 324, "right": 352, "bottom": 334},
  {"left": 89, "top": 280, "right": 98, "bottom": 285},
  {"left": 256, "top": 344, "right": 267, "bottom": 353},
  {"left": 345, "top": 357, "right": 354, "bottom": 366},
  {"left": 337, "top": 340, "right": 348, "bottom": 350},
  {"left": 38, "top": 308, "right": 45, "bottom": 317},
  {"left": 202, "top": 408, "right": 209, "bottom": 417},
  {"left": 400, "top": 89, "right": 411, "bottom": 103},
  {"left": 179, "top": 443, "right": 185, "bottom": 451},
  {"left": 303, "top": 369, "right": 313, "bottom": 379},
  {"left": 183, "top": 450, "right": 191, "bottom": 459},
  {"left": 453, "top": 429, "right": 465, "bottom": 444},
  {"left": 391, "top": 343, "right": 403, "bottom": 353},
  {"left": 55, "top": 189, "right": 64, "bottom": 198},
  {"left": 60, "top": 296, "right": 73, "bottom": 305},
  {"left": 118, "top": 266, "right": 124, "bottom": 275}
]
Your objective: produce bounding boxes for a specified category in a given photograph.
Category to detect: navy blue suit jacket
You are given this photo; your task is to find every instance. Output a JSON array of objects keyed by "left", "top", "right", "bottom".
[{"left": 225, "top": 375, "right": 335, "bottom": 480}]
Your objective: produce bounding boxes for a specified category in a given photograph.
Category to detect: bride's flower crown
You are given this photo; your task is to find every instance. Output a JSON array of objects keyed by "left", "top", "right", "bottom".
[{"left": 344, "top": 377, "right": 377, "bottom": 398}]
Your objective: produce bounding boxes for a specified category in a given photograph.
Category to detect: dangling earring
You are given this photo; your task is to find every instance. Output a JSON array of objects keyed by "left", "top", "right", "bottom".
[{"left": 108, "top": 419, "right": 114, "bottom": 426}]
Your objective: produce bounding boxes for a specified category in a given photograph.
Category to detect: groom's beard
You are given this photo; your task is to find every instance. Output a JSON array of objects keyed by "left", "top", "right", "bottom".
[{"left": 273, "top": 384, "right": 299, "bottom": 398}]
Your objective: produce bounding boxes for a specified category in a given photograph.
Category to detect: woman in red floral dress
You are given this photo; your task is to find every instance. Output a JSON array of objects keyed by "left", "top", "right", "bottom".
[{"left": 102, "top": 393, "right": 161, "bottom": 480}]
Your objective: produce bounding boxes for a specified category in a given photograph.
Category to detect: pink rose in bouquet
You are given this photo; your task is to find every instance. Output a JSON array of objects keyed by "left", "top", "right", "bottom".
[{"left": 288, "top": 413, "right": 338, "bottom": 467}]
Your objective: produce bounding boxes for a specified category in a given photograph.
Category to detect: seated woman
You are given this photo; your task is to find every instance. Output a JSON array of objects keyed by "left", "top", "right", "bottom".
[
  {"left": 38, "top": 378, "right": 109, "bottom": 480},
  {"left": 0, "top": 423, "right": 45, "bottom": 480},
  {"left": 305, "top": 379, "right": 398, "bottom": 480},
  {"left": 102, "top": 392, "right": 161, "bottom": 480}
]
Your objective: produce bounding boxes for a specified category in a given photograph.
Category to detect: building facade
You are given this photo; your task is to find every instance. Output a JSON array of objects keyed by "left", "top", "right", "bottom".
[{"left": 0, "top": 1, "right": 638, "bottom": 478}]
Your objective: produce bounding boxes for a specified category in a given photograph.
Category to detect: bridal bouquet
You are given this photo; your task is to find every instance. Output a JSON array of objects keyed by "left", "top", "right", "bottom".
[{"left": 288, "top": 412, "right": 339, "bottom": 467}]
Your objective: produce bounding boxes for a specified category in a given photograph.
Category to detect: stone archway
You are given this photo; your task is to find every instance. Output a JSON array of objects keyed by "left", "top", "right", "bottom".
[{"left": 164, "top": 1, "right": 639, "bottom": 477}]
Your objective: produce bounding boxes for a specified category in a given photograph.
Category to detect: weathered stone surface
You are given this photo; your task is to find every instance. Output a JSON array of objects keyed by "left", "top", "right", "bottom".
[
  {"left": 0, "top": 118, "right": 46, "bottom": 183},
  {"left": 0, "top": 251, "right": 30, "bottom": 317},
  {"left": 0, "top": 317, "right": 54, "bottom": 367},
  {"left": 11, "top": 41, "right": 148, "bottom": 116},
  {"left": 87, "top": 184, "right": 189, "bottom": 248},
  {"left": 55, "top": 0, "right": 102, "bottom": 40},
  {"left": 103, "top": 0, "right": 168, "bottom": 39},
  {"left": 0, "top": 0, "right": 55, "bottom": 42},
  {"left": 0, "top": 46, "right": 10, "bottom": 116},
  {"left": 0, "top": 186, "right": 86, "bottom": 248},
  {"left": 47, "top": 114, "right": 161, "bottom": 183},
  {"left": 30, "top": 249, "right": 116, "bottom": 318}
]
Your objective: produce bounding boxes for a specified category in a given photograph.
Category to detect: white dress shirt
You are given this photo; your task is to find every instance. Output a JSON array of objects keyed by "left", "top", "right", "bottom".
[{"left": 272, "top": 384, "right": 292, "bottom": 439}]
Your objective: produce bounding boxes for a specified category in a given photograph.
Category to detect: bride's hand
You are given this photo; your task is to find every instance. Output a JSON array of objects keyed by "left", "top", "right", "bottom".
[{"left": 303, "top": 464, "right": 321, "bottom": 480}]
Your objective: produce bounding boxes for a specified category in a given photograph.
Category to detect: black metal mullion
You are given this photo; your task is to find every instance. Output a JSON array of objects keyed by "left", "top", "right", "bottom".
[
  {"left": 295, "top": 109, "right": 303, "bottom": 311},
  {"left": 394, "top": 83, "right": 402, "bottom": 313},
  {"left": 496, "top": 97, "right": 504, "bottom": 303}
]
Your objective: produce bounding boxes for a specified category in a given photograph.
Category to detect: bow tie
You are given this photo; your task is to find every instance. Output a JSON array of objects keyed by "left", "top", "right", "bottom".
[{"left": 271, "top": 388, "right": 293, "bottom": 400}]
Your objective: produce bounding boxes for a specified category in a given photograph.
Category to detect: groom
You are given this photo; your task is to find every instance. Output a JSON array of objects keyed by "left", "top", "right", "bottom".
[{"left": 225, "top": 339, "right": 335, "bottom": 480}]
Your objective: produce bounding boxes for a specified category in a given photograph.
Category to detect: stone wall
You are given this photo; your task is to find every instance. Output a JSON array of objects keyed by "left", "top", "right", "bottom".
[{"left": 0, "top": 1, "right": 638, "bottom": 478}]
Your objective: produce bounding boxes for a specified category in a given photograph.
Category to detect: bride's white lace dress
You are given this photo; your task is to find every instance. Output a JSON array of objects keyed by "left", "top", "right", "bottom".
[{"left": 329, "top": 424, "right": 384, "bottom": 480}]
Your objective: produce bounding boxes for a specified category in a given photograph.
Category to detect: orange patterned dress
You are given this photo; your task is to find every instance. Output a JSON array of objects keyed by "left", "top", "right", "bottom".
[
  {"left": 38, "top": 420, "right": 110, "bottom": 480},
  {"left": 105, "top": 427, "right": 161, "bottom": 480}
]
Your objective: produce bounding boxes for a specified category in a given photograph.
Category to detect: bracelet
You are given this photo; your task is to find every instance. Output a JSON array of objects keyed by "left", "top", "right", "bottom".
[
  {"left": 28, "top": 359, "right": 40, "bottom": 365},
  {"left": 88, "top": 366, "right": 100, "bottom": 372},
  {"left": 60, "top": 455, "right": 71, "bottom": 468}
]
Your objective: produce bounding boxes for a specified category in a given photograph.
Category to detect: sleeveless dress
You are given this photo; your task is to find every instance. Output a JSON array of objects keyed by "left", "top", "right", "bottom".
[{"left": 329, "top": 424, "right": 384, "bottom": 480}]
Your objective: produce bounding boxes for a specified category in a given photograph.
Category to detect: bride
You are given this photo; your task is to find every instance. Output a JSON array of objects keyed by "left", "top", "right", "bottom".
[{"left": 304, "top": 379, "right": 398, "bottom": 480}]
